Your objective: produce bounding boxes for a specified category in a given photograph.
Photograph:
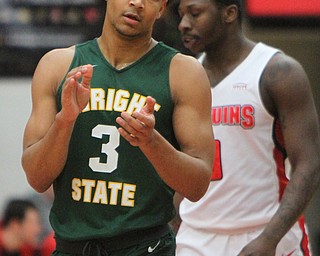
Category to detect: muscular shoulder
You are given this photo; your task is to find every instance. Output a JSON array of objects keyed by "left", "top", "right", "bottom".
[
  {"left": 169, "top": 53, "right": 210, "bottom": 101},
  {"left": 41, "top": 46, "right": 75, "bottom": 66},
  {"left": 170, "top": 53, "right": 205, "bottom": 75},
  {"left": 260, "top": 52, "right": 310, "bottom": 116},
  {"left": 263, "top": 53, "right": 307, "bottom": 86},
  {"left": 33, "top": 46, "right": 76, "bottom": 93}
]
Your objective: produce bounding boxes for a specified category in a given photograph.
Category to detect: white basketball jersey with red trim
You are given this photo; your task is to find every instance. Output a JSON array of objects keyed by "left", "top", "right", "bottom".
[{"left": 180, "top": 43, "right": 285, "bottom": 232}]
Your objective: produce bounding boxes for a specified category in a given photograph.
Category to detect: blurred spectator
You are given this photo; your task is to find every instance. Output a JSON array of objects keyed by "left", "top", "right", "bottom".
[
  {"left": 0, "top": 199, "right": 41, "bottom": 256},
  {"left": 39, "top": 231, "right": 55, "bottom": 256},
  {"left": 27, "top": 186, "right": 54, "bottom": 242},
  {"left": 27, "top": 186, "right": 55, "bottom": 256}
]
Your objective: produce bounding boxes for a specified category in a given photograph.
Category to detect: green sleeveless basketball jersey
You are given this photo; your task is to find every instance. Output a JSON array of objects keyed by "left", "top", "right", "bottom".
[{"left": 51, "top": 39, "right": 179, "bottom": 241}]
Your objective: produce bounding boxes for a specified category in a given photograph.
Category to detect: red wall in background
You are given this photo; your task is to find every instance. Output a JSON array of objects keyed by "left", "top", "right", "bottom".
[{"left": 246, "top": 0, "right": 320, "bottom": 17}]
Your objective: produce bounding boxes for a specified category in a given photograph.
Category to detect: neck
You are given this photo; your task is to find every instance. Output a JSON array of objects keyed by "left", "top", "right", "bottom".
[
  {"left": 98, "top": 19, "right": 156, "bottom": 69},
  {"left": 206, "top": 33, "right": 253, "bottom": 67},
  {"left": 203, "top": 35, "right": 255, "bottom": 87}
]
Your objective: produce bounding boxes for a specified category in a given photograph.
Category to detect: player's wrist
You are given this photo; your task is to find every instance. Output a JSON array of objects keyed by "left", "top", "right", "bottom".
[{"left": 55, "top": 111, "right": 78, "bottom": 127}]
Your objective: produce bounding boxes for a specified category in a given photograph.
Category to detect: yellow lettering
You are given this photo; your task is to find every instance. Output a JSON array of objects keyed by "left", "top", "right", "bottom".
[
  {"left": 91, "top": 88, "right": 106, "bottom": 111},
  {"left": 106, "top": 88, "right": 116, "bottom": 111},
  {"left": 108, "top": 182, "right": 122, "bottom": 205},
  {"left": 82, "top": 179, "right": 95, "bottom": 203},
  {"left": 114, "top": 90, "right": 130, "bottom": 112},
  {"left": 81, "top": 88, "right": 161, "bottom": 113},
  {"left": 93, "top": 180, "right": 108, "bottom": 204},
  {"left": 72, "top": 178, "right": 82, "bottom": 201},
  {"left": 127, "top": 94, "right": 146, "bottom": 114},
  {"left": 121, "top": 183, "right": 136, "bottom": 207},
  {"left": 154, "top": 103, "right": 161, "bottom": 112},
  {"left": 71, "top": 178, "right": 136, "bottom": 207}
]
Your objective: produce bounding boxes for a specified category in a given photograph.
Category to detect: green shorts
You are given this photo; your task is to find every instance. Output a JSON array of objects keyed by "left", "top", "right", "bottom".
[{"left": 52, "top": 229, "right": 176, "bottom": 256}]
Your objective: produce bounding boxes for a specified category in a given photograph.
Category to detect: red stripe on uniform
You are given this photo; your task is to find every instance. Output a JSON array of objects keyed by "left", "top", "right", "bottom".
[{"left": 298, "top": 216, "right": 310, "bottom": 256}]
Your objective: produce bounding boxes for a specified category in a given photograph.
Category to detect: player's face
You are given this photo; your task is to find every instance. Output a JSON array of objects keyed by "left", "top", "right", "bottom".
[
  {"left": 106, "top": 0, "right": 166, "bottom": 38},
  {"left": 178, "top": 0, "right": 224, "bottom": 54},
  {"left": 20, "top": 208, "right": 42, "bottom": 246}
]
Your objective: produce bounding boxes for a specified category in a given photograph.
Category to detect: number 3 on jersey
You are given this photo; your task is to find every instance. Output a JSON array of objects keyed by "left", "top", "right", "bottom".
[
  {"left": 212, "top": 140, "right": 223, "bottom": 180},
  {"left": 89, "top": 124, "right": 120, "bottom": 173}
]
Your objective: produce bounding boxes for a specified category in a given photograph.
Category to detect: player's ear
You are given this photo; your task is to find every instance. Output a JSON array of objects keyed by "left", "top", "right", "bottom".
[
  {"left": 157, "top": 0, "right": 167, "bottom": 19},
  {"left": 223, "top": 4, "right": 238, "bottom": 24}
]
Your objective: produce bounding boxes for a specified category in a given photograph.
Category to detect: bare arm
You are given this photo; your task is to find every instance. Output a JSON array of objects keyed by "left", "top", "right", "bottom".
[
  {"left": 22, "top": 48, "right": 93, "bottom": 192},
  {"left": 169, "top": 192, "right": 184, "bottom": 233},
  {"left": 239, "top": 54, "right": 320, "bottom": 255},
  {"left": 116, "top": 54, "right": 214, "bottom": 202}
]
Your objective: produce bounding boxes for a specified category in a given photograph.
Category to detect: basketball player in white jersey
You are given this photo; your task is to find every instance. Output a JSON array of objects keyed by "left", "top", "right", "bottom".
[{"left": 174, "top": 0, "right": 320, "bottom": 255}]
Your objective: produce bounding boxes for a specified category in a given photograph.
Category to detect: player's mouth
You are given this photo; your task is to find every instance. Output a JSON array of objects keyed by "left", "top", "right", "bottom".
[
  {"left": 181, "top": 35, "right": 199, "bottom": 49},
  {"left": 123, "top": 12, "right": 141, "bottom": 26}
]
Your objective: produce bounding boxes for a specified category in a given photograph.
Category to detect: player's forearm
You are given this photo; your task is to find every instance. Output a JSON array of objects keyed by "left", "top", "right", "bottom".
[
  {"left": 22, "top": 113, "right": 76, "bottom": 192},
  {"left": 140, "top": 130, "right": 212, "bottom": 202},
  {"left": 259, "top": 162, "right": 320, "bottom": 245}
]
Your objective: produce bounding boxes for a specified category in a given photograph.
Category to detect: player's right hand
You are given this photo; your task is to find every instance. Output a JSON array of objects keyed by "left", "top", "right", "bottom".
[
  {"left": 60, "top": 64, "right": 93, "bottom": 122},
  {"left": 116, "top": 96, "right": 156, "bottom": 147}
]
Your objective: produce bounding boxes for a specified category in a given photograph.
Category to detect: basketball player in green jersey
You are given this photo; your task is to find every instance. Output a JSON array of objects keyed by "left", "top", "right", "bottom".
[{"left": 21, "top": 0, "right": 214, "bottom": 255}]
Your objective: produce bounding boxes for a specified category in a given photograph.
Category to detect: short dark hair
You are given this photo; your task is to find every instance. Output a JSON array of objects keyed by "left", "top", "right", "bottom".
[
  {"left": 2, "top": 199, "right": 37, "bottom": 227},
  {"left": 216, "top": 0, "right": 241, "bottom": 8},
  {"left": 216, "top": 0, "right": 242, "bottom": 23}
]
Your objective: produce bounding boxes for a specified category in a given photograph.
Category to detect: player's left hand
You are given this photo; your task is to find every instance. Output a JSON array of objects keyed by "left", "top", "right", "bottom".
[
  {"left": 116, "top": 96, "right": 156, "bottom": 147},
  {"left": 237, "top": 236, "right": 276, "bottom": 256}
]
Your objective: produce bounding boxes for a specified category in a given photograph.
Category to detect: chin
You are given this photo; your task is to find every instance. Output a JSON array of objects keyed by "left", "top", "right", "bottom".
[
  {"left": 184, "top": 43, "right": 204, "bottom": 56},
  {"left": 188, "top": 46, "right": 204, "bottom": 56}
]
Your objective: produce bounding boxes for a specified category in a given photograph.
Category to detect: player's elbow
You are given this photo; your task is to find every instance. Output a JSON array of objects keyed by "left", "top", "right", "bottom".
[
  {"left": 24, "top": 169, "right": 50, "bottom": 193},
  {"left": 188, "top": 170, "right": 211, "bottom": 202},
  {"left": 187, "top": 185, "right": 209, "bottom": 202},
  {"left": 22, "top": 156, "right": 51, "bottom": 193},
  {"left": 27, "top": 176, "right": 51, "bottom": 193}
]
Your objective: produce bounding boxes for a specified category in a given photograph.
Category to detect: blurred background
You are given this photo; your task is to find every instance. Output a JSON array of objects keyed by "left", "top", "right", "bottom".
[{"left": 0, "top": 0, "right": 319, "bottom": 254}]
